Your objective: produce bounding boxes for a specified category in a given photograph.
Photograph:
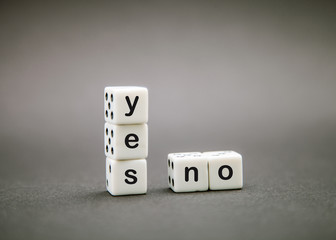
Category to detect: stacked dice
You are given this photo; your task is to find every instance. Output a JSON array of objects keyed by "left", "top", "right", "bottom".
[
  {"left": 104, "top": 86, "right": 148, "bottom": 196},
  {"left": 168, "top": 151, "right": 243, "bottom": 192}
]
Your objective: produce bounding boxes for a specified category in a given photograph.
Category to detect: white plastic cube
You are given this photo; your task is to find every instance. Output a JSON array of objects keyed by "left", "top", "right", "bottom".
[
  {"left": 204, "top": 151, "right": 243, "bottom": 190},
  {"left": 106, "top": 158, "right": 147, "bottom": 196},
  {"left": 167, "top": 152, "right": 208, "bottom": 193},
  {"left": 104, "top": 86, "right": 148, "bottom": 124},
  {"left": 104, "top": 122, "right": 148, "bottom": 160}
]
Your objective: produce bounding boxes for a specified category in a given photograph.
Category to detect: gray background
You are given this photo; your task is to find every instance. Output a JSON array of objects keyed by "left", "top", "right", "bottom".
[{"left": 1, "top": 0, "right": 336, "bottom": 239}]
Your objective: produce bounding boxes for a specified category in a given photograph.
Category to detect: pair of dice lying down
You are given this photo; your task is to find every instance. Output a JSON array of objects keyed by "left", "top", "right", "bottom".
[{"left": 168, "top": 151, "right": 243, "bottom": 192}]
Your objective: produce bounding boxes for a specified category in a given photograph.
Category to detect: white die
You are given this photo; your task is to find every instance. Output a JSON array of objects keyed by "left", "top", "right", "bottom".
[
  {"left": 104, "top": 86, "right": 148, "bottom": 124},
  {"left": 204, "top": 151, "right": 243, "bottom": 190},
  {"left": 104, "top": 122, "right": 148, "bottom": 160},
  {"left": 167, "top": 152, "right": 208, "bottom": 193},
  {"left": 106, "top": 158, "right": 147, "bottom": 196}
]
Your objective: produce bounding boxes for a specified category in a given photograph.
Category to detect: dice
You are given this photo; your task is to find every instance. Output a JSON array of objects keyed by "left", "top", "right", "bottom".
[
  {"left": 106, "top": 158, "right": 147, "bottom": 196},
  {"left": 204, "top": 151, "right": 243, "bottom": 190},
  {"left": 104, "top": 86, "right": 148, "bottom": 124},
  {"left": 167, "top": 151, "right": 243, "bottom": 192},
  {"left": 167, "top": 152, "right": 208, "bottom": 192},
  {"left": 104, "top": 122, "right": 148, "bottom": 160}
]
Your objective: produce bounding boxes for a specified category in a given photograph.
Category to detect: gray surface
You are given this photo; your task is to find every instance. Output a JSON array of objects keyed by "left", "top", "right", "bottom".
[{"left": 1, "top": 1, "right": 336, "bottom": 239}]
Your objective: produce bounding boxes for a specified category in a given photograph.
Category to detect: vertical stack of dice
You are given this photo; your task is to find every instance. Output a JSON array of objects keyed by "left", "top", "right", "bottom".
[{"left": 104, "top": 86, "right": 148, "bottom": 196}]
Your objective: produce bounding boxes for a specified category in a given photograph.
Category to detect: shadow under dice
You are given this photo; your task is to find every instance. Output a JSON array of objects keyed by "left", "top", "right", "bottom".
[
  {"left": 104, "top": 122, "right": 148, "bottom": 160},
  {"left": 167, "top": 152, "right": 208, "bottom": 193}
]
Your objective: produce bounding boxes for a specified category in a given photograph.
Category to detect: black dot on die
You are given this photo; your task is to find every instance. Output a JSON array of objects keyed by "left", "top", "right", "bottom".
[
  {"left": 111, "top": 147, "right": 114, "bottom": 155},
  {"left": 168, "top": 176, "right": 171, "bottom": 184},
  {"left": 109, "top": 165, "right": 111, "bottom": 173},
  {"left": 172, "top": 162, "right": 174, "bottom": 169},
  {"left": 108, "top": 102, "right": 111, "bottom": 109},
  {"left": 168, "top": 159, "right": 170, "bottom": 167},
  {"left": 106, "top": 179, "right": 109, "bottom": 186},
  {"left": 106, "top": 145, "right": 108, "bottom": 152},
  {"left": 108, "top": 138, "right": 111, "bottom": 144},
  {"left": 105, "top": 110, "right": 108, "bottom": 118},
  {"left": 111, "top": 94, "right": 113, "bottom": 102},
  {"left": 111, "top": 130, "right": 113, "bottom": 137},
  {"left": 105, "top": 93, "right": 108, "bottom": 101},
  {"left": 111, "top": 112, "right": 113, "bottom": 119},
  {"left": 172, "top": 179, "right": 175, "bottom": 187},
  {"left": 106, "top": 128, "right": 108, "bottom": 135}
]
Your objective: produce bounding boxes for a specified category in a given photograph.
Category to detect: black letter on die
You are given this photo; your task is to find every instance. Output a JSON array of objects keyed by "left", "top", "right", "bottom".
[
  {"left": 218, "top": 165, "right": 233, "bottom": 180},
  {"left": 125, "top": 134, "right": 139, "bottom": 148},
  {"left": 125, "top": 169, "right": 137, "bottom": 184},
  {"left": 185, "top": 167, "right": 198, "bottom": 182},
  {"left": 125, "top": 96, "right": 139, "bottom": 116}
]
